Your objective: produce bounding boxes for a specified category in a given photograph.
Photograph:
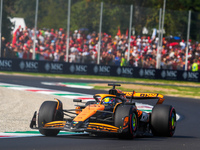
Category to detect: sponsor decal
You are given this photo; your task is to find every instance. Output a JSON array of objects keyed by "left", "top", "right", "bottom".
[
  {"left": 87, "top": 123, "right": 118, "bottom": 133},
  {"left": 161, "top": 70, "right": 177, "bottom": 79},
  {"left": 139, "top": 69, "right": 144, "bottom": 77},
  {"left": 19, "top": 61, "right": 25, "bottom": 70},
  {"left": 93, "top": 65, "right": 110, "bottom": 75},
  {"left": 93, "top": 66, "right": 98, "bottom": 73},
  {"left": 161, "top": 70, "right": 166, "bottom": 78},
  {"left": 45, "top": 63, "right": 63, "bottom": 73},
  {"left": 123, "top": 92, "right": 134, "bottom": 97},
  {"left": 70, "top": 64, "right": 87, "bottom": 74},
  {"left": 140, "top": 93, "right": 158, "bottom": 97},
  {"left": 139, "top": 69, "right": 155, "bottom": 78},
  {"left": 182, "top": 72, "right": 187, "bottom": 79},
  {"left": 19, "top": 61, "right": 38, "bottom": 72},
  {"left": 45, "top": 63, "right": 50, "bottom": 71},
  {"left": 182, "top": 71, "right": 199, "bottom": 81},
  {"left": 116, "top": 67, "right": 133, "bottom": 77},
  {"left": 123, "top": 117, "right": 129, "bottom": 130},
  {"left": 117, "top": 67, "right": 121, "bottom": 75},
  {"left": 70, "top": 64, "right": 75, "bottom": 73},
  {"left": 0, "top": 60, "right": 12, "bottom": 70}
]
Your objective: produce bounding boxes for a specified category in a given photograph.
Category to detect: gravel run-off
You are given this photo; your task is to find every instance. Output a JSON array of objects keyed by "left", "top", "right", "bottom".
[{"left": 0, "top": 87, "right": 74, "bottom": 132}]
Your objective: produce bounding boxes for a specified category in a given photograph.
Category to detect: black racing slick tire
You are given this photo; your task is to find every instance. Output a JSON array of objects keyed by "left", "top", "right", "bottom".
[
  {"left": 114, "top": 105, "right": 138, "bottom": 139},
  {"left": 38, "top": 101, "right": 63, "bottom": 136},
  {"left": 150, "top": 104, "right": 176, "bottom": 137}
]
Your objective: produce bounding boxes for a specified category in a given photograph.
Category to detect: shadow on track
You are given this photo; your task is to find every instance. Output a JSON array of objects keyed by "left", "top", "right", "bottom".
[{"left": 41, "top": 133, "right": 197, "bottom": 142}]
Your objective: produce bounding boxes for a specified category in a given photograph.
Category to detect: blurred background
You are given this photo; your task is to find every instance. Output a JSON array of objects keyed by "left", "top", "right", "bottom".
[{"left": 0, "top": 0, "right": 200, "bottom": 70}]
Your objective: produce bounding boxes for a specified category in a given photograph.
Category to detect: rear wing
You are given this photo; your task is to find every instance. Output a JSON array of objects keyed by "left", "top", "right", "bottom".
[{"left": 123, "top": 92, "right": 164, "bottom": 104}]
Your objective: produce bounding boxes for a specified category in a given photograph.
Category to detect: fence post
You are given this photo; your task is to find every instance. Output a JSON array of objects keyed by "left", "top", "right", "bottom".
[
  {"left": 157, "top": 0, "right": 166, "bottom": 69},
  {"left": 66, "top": 0, "right": 71, "bottom": 62},
  {"left": 0, "top": 0, "right": 3, "bottom": 58},
  {"left": 185, "top": 10, "right": 191, "bottom": 71},
  {"left": 156, "top": 8, "right": 162, "bottom": 69},
  {"left": 32, "top": 0, "right": 39, "bottom": 60},
  {"left": 97, "top": 2, "right": 103, "bottom": 65},
  {"left": 127, "top": 5, "right": 133, "bottom": 64}
]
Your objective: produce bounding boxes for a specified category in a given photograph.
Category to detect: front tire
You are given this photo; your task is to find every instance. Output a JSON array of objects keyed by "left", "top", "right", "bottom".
[
  {"left": 38, "top": 101, "right": 63, "bottom": 136},
  {"left": 114, "top": 105, "right": 138, "bottom": 139},
  {"left": 150, "top": 104, "right": 176, "bottom": 137}
]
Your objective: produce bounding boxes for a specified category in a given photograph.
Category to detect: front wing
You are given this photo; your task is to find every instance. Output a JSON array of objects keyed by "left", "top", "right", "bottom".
[{"left": 30, "top": 112, "right": 126, "bottom": 134}]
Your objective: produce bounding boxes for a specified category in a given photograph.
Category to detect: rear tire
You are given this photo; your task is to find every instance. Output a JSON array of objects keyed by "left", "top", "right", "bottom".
[
  {"left": 150, "top": 104, "right": 176, "bottom": 137},
  {"left": 38, "top": 101, "right": 63, "bottom": 136},
  {"left": 114, "top": 105, "right": 138, "bottom": 139}
]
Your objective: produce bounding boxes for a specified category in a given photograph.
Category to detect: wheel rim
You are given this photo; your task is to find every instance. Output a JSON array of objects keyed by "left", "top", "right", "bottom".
[
  {"left": 172, "top": 115, "right": 174, "bottom": 126},
  {"left": 131, "top": 113, "right": 137, "bottom": 131},
  {"left": 171, "top": 112, "right": 176, "bottom": 130}
]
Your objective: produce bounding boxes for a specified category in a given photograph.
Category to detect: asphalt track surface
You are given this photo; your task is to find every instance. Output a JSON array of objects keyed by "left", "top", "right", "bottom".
[{"left": 0, "top": 74, "right": 200, "bottom": 150}]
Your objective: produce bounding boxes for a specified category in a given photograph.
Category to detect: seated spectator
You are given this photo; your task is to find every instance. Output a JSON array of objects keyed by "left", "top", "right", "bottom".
[{"left": 5, "top": 25, "right": 199, "bottom": 71}]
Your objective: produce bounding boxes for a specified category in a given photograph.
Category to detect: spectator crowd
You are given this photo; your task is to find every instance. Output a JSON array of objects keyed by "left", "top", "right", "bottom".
[{"left": 1, "top": 25, "right": 200, "bottom": 71}]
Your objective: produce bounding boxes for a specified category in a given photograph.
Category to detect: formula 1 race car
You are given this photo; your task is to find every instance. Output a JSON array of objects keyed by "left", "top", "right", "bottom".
[{"left": 30, "top": 84, "right": 176, "bottom": 139}]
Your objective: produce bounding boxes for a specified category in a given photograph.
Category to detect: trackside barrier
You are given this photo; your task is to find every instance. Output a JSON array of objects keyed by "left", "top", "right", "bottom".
[{"left": 0, "top": 58, "right": 199, "bottom": 82}]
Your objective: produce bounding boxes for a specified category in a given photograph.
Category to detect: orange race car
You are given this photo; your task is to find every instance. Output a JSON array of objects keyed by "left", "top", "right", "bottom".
[{"left": 30, "top": 84, "right": 176, "bottom": 139}]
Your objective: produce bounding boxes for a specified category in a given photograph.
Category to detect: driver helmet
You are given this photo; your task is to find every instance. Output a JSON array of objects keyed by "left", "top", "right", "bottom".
[{"left": 103, "top": 97, "right": 115, "bottom": 106}]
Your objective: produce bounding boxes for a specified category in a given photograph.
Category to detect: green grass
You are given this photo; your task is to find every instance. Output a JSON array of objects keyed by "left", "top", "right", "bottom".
[
  {"left": 1, "top": 71, "right": 200, "bottom": 99},
  {"left": 93, "top": 84, "right": 200, "bottom": 99},
  {"left": 1, "top": 71, "right": 200, "bottom": 85}
]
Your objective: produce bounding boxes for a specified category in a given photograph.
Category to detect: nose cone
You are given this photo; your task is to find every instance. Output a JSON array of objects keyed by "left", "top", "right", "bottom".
[{"left": 73, "top": 104, "right": 105, "bottom": 122}]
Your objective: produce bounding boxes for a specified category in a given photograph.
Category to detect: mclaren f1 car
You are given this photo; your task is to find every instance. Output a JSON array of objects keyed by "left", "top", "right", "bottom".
[{"left": 30, "top": 84, "right": 176, "bottom": 139}]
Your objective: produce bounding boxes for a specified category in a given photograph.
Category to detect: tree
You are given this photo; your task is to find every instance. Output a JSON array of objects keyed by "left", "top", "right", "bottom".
[
  {"left": 11, "top": 0, "right": 69, "bottom": 30},
  {"left": 38, "top": 0, "right": 68, "bottom": 29},
  {"left": 6, "top": 0, "right": 200, "bottom": 41},
  {"left": 12, "top": 0, "right": 36, "bottom": 28},
  {"left": 1, "top": 0, "right": 14, "bottom": 42},
  {"left": 70, "top": 1, "right": 130, "bottom": 35}
]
